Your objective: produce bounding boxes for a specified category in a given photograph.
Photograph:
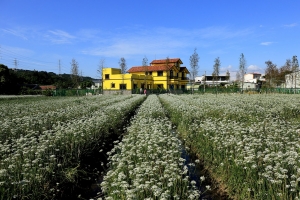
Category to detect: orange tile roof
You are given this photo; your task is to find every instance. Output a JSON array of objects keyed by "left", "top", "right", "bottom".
[
  {"left": 150, "top": 58, "right": 183, "bottom": 64},
  {"left": 39, "top": 85, "right": 56, "bottom": 90},
  {"left": 127, "top": 65, "right": 173, "bottom": 73}
]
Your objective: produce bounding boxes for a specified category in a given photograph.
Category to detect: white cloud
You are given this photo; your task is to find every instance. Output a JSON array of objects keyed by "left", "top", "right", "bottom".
[
  {"left": 1, "top": 45, "right": 34, "bottom": 57},
  {"left": 247, "top": 65, "right": 263, "bottom": 74},
  {"left": 284, "top": 23, "right": 297, "bottom": 28},
  {"left": 46, "top": 30, "right": 76, "bottom": 44},
  {"left": 81, "top": 29, "right": 190, "bottom": 58},
  {"left": 81, "top": 26, "right": 253, "bottom": 59},
  {"left": 1, "top": 28, "right": 28, "bottom": 40},
  {"left": 260, "top": 42, "right": 273, "bottom": 46},
  {"left": 220, "top": 65, "right": 232, "bottom": 73}
]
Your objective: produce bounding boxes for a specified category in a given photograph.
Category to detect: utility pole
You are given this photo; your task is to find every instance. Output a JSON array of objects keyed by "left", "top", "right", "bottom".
[{"left": 14, "top": 58, "right": 18, "bottom": 70}]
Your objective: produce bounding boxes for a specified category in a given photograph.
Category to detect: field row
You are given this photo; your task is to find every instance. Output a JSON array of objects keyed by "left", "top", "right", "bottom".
[
  {"left": 2, "top": 94, "right": 300, "bottom": 200},
  {"left": 101, "top": 94, "right": 207, "bottom": 199},
  {"left": 159, "top": 94, "right": 300, "bottom": 200},
  {"left": 0, "top": 95, "right": 145, "bottom": 199},
  {"left": 0, "top": 95, "right": 132, "bottom": 142}
]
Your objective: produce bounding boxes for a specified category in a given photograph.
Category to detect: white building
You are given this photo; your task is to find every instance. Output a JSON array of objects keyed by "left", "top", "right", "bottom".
[
  {"left": 244, "top": 73, "right": 264, "bottom": 83},
  {"left": 285, "top": 71, "right": 300, "bottom": 88},
  {"left": 195, "top": 75, "right": 230, "bottom": 86},
  {"left": 242, "top": 73, "right": 265, "bottom": 89},
  {"left": 91, "top": 79, "right": 102, "bottom": 89}
]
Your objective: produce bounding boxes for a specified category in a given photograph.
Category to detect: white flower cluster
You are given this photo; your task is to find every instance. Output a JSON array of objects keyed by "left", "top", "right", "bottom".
[
  {"left": 0, "top": 94, "right": 145, "bottom": 199},
  {"left": 0, "top": 95, "right": 133, "bottom": 141},
  {"left": 159, "top": 93, "right": 300, "bottom": 200},
  {"left": 101, "top": 94, "right": 200, "bottom": 200}
]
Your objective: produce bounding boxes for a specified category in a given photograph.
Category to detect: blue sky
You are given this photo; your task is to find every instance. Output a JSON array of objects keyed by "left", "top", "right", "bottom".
[{"left": 0, "top": 0, "right": 299, "bottom": 79}]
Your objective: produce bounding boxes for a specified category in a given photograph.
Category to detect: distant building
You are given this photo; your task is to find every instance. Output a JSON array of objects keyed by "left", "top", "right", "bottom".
[
  {"left": 242, "top": 73, "right": 265, "bottom": 90},
  {"left": 195, "top": 75, "right": 230, "bottom": 86},
  {"left": 39, "top": 85, "right": 57, "bottom": 90},
  {"left": 285, "top": 70, "right": 300, "bottom": 88},
  {"left": 102, "top": 58, "right": 190, "bottom": 94},
  {"left": 91, "top": 79, "right": 102, "bottom": 89}
]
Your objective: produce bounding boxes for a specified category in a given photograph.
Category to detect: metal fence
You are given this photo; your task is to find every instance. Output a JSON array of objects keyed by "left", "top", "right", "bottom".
[
  {"left": 51, "top": 88, "right": 300, "bottom": 96},
  {"left": 53, "top": 89, "right": 102, "bottom": 96},
  {"left": 196, "top": 87, "right": 300, "bottom": 94}
]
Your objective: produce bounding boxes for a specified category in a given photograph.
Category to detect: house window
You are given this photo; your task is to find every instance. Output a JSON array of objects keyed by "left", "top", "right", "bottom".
[
  {"left": 111, "top": 83, "right": 115, "bottom": 88},
  {"left": 120, "top": 84, "right": 126, "bottom": 90},
  {"left": 170, "top": 70, "right": 173, "bottom": 77},
  {"left": 145, "top": 72, "right": 153, "bottom": 75},
  {"left": 149, "top": 72, "right": 152, "bottom": 75},
  {"left": 157, "top": 71, "right": 163, "bottom": 76},
  {"left": 105, "top": 74, "right": 110, "bottom": 79}
]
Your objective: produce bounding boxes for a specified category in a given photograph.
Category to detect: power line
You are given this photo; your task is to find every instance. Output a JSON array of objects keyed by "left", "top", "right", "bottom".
[
  {"left": 0, "top": 46, "right": 69, "bottom": 73},
  {"left": 0, "top": 46, "right": 56, "bottom": 64}
]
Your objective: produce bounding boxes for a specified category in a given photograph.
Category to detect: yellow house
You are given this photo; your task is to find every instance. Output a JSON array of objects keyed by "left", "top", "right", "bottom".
[{"left": 102, "top": 58, "right": 190, "bottom": 94}]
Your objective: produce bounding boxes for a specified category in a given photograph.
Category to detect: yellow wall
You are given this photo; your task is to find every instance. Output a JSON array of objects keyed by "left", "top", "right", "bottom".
[
  {"left": 103, "top": 68, "right": 132, "bottom": 90},
  {"left": 103, "top": 67, "right": 189, "bottom": 91}
]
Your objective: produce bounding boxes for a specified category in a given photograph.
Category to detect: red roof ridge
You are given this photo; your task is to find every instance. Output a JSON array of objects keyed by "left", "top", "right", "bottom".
[
  {"left": 150, "top": 58, "right": 182, "bottom": 64},
  {"left": 127, "top": 65, "right": 174, "bottom": 73}
]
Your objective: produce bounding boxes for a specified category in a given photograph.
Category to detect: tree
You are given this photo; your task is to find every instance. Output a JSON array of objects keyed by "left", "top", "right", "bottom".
[
  {"left": 119, "top": 57, "right": 127, "bottom": 74},
  {"left": 278, "top": 59, "right": 292, "bottom": 87},
  {"left": 190, "top": 48, "right": 199, "bottom": 81},
  {"left": 292, "top": 55, "right": 299, "bottom": 71},
  {"left": 212, "top": 57, "right": 221, "bottom": 94},
  {"left": 142, "top": 56, "right": 148, "bottom": 67},
  {"left": 239, "top": 53, "right": 246, "bottom": 93},
  {"left": 213, "top": 57, "right": 220, "bottom": 78},
  {"left": 97, "top": 58, "right": 105, "bottom": 93},
  {"left": 119, "top": 57, "right": 127, "bottom": 90},
  {"left": 80, "top": 80, "right": 93, "bottom": 89},
  {"left": 190, "top": 48, "right": 199, "bottom": 94},
  {"left": 0, "top": 64, "right": 10, "bottom": 94},
  {"left": 292, "top": 55, "right": 299, "bottom": 92},
  {"left": 236, "top": 71, "right": 241, "bottom": 88},
  {"left": 70, "top": 59, "right": 80, "bottom": 89},
  {"left": 226, "top": 70, "right": 230, "bottom": 81},
  {"left": 265, "top": 60, "right": 278, "bottom": 90},
  {"left": 142, "top": 56, "right": 148, "bottom": 90}
]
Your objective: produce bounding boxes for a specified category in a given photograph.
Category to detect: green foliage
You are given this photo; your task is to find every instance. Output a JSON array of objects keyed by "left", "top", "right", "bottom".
[
  {"left": 80, "top": 80, "right": 93, "bottom": 89},
  {"left": 0, "top": 63, "right": 95, "bottom": 94},
  {"left": 159, "top": 94, "right": 300, "bottom": 200},
  {"left": 0, "top": 64, "right": 19, "bottom": 94},
  {"left": 43, "top": 88, "right": 53, "bottom": 96}
]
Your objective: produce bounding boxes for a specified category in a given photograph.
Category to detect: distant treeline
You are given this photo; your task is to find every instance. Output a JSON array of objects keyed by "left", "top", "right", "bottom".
[{"left": 0, "top": 64, "right": 95, "bottom": 95}]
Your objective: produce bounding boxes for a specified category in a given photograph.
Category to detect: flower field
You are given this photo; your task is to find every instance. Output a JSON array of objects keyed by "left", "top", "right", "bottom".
[
  {"left": 101, "top": 94, "right": 206, "bottom": 200},
  {"left": 159, "top": 93, "right": 300, "bottom": 200},
  {"left": 1, "top": 93, "right": 300, "bottom": 200},
  {"left": 0, "top": 95, "right": 145, "bottom": 199}
]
